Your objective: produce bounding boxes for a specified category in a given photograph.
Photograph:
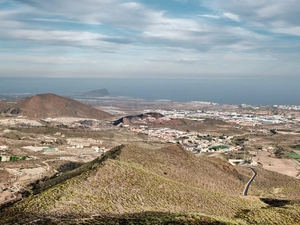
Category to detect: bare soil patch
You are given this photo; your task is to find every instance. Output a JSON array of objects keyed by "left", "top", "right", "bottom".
[{"left": 254, "top": 151, "right": 299, "bottom": 177}]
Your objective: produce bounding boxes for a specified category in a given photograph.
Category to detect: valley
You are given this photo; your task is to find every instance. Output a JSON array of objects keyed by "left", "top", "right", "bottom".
[{"left": 0, "top": 94, "right": 299, "bottom": 224}]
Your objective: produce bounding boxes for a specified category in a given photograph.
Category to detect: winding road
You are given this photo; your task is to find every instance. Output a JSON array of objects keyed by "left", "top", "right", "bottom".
[{"left": 243, "top": 167, "right": 257, "bottom": 196}]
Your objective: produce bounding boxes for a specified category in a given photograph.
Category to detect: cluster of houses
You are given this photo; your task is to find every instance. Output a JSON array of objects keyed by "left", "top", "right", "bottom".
[
  {"left": 153, "top": 109, "right": 299, "bottom": 125},
  {"left": 130, "top": 126, "right": 242, "bottom": 153},
  {"left": 273, "top": 105, "right": 300, "bottom": 111}
]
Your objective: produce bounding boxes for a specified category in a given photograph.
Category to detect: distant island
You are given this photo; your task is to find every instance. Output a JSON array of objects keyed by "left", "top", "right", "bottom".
[{"left": 85, "top": 88, "right": 110, "bottom": 96}]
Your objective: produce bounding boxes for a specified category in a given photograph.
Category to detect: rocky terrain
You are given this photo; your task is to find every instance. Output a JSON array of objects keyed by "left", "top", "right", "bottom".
[{"left": 113, "top": 112, "right": 165, "bottom": 126}]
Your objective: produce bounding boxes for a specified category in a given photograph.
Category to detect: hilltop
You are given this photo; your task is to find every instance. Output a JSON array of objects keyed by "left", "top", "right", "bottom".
[
  {"left": 1, "top": 93, "right": 112, "bottom": 120},
  {"left": 1, "top": 144, "right": 299, "bottom": 224},
  {"left": 112, "top": 111, "right": 207, "bottom": 128},
  {"left": 113, "top": 112, "right": 165, "bottom": 126}
]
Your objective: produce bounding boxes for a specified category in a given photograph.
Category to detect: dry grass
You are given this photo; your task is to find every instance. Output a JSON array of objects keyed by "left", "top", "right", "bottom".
[
  {"left": 237, "top": 166, "right": 300, "bottom": 199},
  {"left": 1, "top": 144, "right": 300, "bottom": 225},
  {"left": 0, "top": 159, "right": 262, "bottom": 224},
  {"left": 119, "top": 144, "right": 249, "bottom": 196}
]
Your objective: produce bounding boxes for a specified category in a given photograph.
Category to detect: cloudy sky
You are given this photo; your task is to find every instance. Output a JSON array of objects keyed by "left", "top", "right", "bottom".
[{"left": 1, "top": 0, "right": 300, "bottom": 78}]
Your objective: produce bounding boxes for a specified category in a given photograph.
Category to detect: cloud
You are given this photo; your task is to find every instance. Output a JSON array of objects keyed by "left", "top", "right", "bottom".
[
  {"left": 13, "top": 0, "right": 154, "bottom": 30},
  {"left": 209, "top": 0, "right": 300, "bottom": 31},
  {"left": 1, "top": 0, "right": 213, "bottom": 52},
  {"left": 1, "top": 1, "right": 292, "bottom": 52},
  {"left": 223, "top": 13, "right": 240, "bottom": 22},
  {"left": 0, "top": 0, "right": 277, "bottom": 55},
  {"left": 1, "top": 0, "right": 300, "bottom": 77},
  {"left": 199, "top": 13, "right": 240, "bottom": 22},
  {"left": 32, "top": 18, "right": 102, "bottom": 25},
  {"left": 198, "top": 14, "right": 221, "bottom": 19},
  {"left": 272, "top": 26, "right": 300, "bottom": 37}
]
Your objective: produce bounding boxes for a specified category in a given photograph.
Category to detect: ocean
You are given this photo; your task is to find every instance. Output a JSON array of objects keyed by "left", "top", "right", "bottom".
[{"left": 0, "top": 77, "right": 299, "bottom": 106}]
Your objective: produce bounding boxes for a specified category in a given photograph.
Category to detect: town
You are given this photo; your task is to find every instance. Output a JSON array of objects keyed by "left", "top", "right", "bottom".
[{"left": 1, "top": 98, "right": 300, "bottom": 207}]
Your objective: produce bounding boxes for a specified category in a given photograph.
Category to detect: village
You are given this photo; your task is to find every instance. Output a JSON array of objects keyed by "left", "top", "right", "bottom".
[
  {"left": 1, "top": 101, "right": 300, "bottom": 206},
  {"left": 152, "top": 108, "right": 299, "bottom": 126},
  {"left": 129, "top": 126, "right": 240, "bottom": 154}
]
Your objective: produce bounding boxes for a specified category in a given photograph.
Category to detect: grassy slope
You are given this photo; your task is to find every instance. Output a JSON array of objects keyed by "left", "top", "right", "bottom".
[
  {"left": 119, "top": 145, "right": 249, "bottom": 196},
  {"left": 237, "top": 166, "right": 300, "bottom": 199},
  {"left": 1, "top": 145, "right": 300, "bottom": 225}
]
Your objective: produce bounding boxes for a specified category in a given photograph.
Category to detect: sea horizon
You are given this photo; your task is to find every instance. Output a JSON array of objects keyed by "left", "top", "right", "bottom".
[{"left": 0, "top": 77, "right": 299, "bottom": 106}]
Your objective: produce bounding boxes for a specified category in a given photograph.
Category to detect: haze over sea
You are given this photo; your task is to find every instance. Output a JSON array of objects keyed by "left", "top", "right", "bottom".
[{"left": 0, "top": 77, "right": 299, "bottom": 106}]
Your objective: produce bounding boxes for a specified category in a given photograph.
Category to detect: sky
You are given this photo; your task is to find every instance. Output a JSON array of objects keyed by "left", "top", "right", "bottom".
[{"left": 1, "top": 0, "right": 300, "bottom": 78}]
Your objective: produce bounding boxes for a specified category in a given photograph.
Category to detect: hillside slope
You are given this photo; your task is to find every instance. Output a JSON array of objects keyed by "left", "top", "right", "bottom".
[
  {"left": 1, "top": 145, "right": 299, "bottom": 225},
  {"left": 4, "top": 93, "right": 112, "bottom": 119},
  {"left": 113, "top": 112, "right": 165, "bottom": 126},
  {"left": 0, "top": 101, "right": 13, "bottom": 113}
]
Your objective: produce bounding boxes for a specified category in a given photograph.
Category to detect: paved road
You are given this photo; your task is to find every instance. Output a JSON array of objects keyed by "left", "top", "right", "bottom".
[{"left": 243, "top": 167, "right": 257, "bottom": 196}]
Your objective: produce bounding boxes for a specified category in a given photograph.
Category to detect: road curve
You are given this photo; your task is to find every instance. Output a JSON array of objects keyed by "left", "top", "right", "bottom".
[{"left": 243, "top": 167, "right": 257, "bottom": 196}]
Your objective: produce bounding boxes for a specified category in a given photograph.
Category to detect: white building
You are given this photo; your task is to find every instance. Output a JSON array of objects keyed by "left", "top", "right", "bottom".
[{"left": 0, "top": 146, "right": 8, "bottom": 151}]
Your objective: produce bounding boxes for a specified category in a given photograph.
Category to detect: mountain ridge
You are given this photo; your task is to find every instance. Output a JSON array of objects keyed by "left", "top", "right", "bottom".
[{"left": 1, "top": 144, "right": 300, "bottom": 224}]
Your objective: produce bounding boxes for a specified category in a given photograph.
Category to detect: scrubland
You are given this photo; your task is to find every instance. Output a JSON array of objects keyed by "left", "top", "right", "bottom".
[{"left": 1, "top": 144, "right": 299, "bottom": 225}]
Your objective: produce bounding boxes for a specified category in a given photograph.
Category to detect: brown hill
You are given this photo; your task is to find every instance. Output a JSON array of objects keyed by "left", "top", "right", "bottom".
[
  {"left": 1, "top": 144, "right": 300, "bottom": 224},
  {"left": 4, "top": 93, "right": 112, "bottom": 119},
  {"left": 113, "top": 112, "right": 204, "bottom": 128},
  {"left": 113, "top": 112, "right": 165, "bottom": 125},
  {"left": 0, "top": 101, "right": 15, "bottom": 113}
]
